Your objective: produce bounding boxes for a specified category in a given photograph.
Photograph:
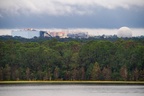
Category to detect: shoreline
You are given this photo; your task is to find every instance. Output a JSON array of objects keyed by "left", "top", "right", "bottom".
[{"left": 0, "top": 81, "right": 144, "bottom": 85}]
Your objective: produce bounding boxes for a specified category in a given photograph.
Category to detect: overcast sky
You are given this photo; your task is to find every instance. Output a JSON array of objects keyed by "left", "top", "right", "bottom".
[{"left": 0, "top": 0, "right": 144, "bottom": 29}]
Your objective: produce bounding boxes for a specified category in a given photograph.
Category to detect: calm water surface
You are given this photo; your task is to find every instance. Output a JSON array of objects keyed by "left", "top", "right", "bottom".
[{"left": 0, "top": 84, "right": 144, "bottom": 96}]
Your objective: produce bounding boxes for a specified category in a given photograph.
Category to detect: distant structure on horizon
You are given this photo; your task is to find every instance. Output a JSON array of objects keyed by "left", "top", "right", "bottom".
[
  {"left": 12, "top": 28, "right": 47, "bottom": 38},
  {"left": 117, "top": 27, "right": 132, "bottom": 38},
  {"left": 67, "top": 32, "right": 88, "bottom": 38},
  {"left": 11, "top": 29, "right": 89, "bottom": 39},
  {"left": 47, "top": 31, "right": 67, "bottom": 38}
]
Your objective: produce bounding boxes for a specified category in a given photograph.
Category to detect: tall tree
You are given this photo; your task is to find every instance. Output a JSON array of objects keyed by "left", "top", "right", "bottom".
[
  {"left": 54, "top": 66, "right": 59, "bottom": 80},
  {"left": 102, "top": 67, "right": 111, "bottom": 80},
  {"left": 26, "top": 67, "right": 30, "bottom": 80},
  {"left": 90, "top": 62, "right": 101, "bottom": 80},
  {"left": 0, "top": 67, "right": 3, "bottom": 80},
  {"left": 4, "top": 64, "right": 11, "bottom": 80},
  {"left": 120, "top": 65, "right": 128, "bottom": 80}
]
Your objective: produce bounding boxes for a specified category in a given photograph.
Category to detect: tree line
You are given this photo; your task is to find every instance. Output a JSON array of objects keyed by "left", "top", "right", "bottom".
[{"left": 0, "top": 38, "right": 144, "bottom": 81}]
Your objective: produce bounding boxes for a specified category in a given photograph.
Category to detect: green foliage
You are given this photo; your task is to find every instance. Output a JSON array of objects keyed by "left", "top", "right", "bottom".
[{"left": 0, "top": 38, "right": 143, "bottom": 81}]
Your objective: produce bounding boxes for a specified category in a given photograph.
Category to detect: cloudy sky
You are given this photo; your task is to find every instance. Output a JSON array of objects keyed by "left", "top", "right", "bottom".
[{"left": 0, "top": 0, "right": 144, "bottom": 29}]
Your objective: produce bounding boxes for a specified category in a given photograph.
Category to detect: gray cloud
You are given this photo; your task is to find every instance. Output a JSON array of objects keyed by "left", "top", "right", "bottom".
[
  {"left": 0, "top": 0, "right": 144, "bottom": 29},
  {"left": 0, "top": 0, "right": 144, "bottom": 16}
]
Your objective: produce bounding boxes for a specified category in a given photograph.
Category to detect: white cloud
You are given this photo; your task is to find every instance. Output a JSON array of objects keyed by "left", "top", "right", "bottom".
[{"left": 0, "top": 0, "right": 144, "bottom": 16}]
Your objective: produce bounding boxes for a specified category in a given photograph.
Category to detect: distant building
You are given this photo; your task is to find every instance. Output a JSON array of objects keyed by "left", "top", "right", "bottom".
[
  {"left": 49, "top": 31, "right": 67, "bottom": 38},
  {"left": 12, "top": 29, "right": 45, "bottom": 38},
  {"left": 67, "top": 32, "right": 88, "bottom": 38},
  {"left": 11, "top": 29, "right": 89, "bottom": 39}
]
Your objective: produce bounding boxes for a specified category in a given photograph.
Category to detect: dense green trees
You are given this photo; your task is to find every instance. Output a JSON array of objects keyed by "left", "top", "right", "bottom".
[{"left": 0, "top": 38, "right": 144, "bottom": 81}]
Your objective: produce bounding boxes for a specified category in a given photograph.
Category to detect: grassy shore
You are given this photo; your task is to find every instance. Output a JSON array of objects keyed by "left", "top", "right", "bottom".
[{"left": 0, "top": 81, "right": 144, "bottom": 85}]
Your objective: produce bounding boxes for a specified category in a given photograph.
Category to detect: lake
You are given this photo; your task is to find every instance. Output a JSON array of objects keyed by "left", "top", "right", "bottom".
[{"left": 0, "top": 84, "right": 144, "bottom": 96}]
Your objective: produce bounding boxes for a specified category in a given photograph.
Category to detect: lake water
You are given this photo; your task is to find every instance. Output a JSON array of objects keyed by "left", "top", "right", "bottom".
[{"left": 0, "top": 84, "right": 144, "bottom": 96}]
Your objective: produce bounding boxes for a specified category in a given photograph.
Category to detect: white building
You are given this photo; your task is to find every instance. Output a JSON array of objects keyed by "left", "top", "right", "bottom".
[{"left": 12, "top": 29, "right": 40, "bottom": 38}]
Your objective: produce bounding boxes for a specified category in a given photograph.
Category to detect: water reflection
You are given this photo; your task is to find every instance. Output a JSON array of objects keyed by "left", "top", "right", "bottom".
[{"left": 0, "top": 84, "right": 144, "bottom": 96}]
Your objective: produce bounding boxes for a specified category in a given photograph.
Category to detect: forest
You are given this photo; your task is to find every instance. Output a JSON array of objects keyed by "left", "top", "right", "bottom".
[{"left": 0, "top": 37, "right": 144, "bottom": 81}]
